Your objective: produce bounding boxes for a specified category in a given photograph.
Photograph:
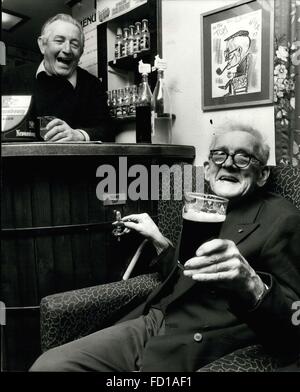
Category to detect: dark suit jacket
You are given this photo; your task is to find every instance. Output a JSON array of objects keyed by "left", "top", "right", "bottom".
[
  {"left": 120, "top": 190, "right": 300, "bottom": 371},
  {"left": 2, "top": 63, "right": 113, "bottom": 141}
]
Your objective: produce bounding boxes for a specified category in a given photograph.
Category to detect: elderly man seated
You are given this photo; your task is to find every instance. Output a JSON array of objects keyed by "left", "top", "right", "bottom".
[{"left": 30, "top": 123, "right": 300, "bottom": 371}]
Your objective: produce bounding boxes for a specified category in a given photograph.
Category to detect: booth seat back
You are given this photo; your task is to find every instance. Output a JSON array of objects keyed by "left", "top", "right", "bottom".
[
  {"left": 266, "top": 164, "right": 300, "bottom": 209},
  {"left": 157, "top": 164, "right": 203, "bottom": 246}
]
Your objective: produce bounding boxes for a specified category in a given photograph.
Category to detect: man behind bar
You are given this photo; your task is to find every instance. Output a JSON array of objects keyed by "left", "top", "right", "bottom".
[
  {"left": 2, "top": 13, "right": 112, "bottom": 142},
  {"left": 30, "top": 123, "right": 300, "bottom": 371}
]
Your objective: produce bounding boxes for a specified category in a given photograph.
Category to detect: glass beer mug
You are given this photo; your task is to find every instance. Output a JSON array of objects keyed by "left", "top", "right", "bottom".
[
  {"left": 178, "top": 192, "right": 228, "bottom": 269},
  {"left": 37, "top": 115, "right": 56, "bottom": 140}
]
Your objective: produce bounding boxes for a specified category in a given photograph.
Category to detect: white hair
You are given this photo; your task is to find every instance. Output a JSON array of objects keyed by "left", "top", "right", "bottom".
[
  {"left": 40, "top": 13, "right": 84, "bottom": 50},
  {"left": 209, "top": 122, "right": 270, "bottom": 165}
]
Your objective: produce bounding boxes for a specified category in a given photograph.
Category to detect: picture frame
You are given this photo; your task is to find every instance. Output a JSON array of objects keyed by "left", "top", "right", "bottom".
[{"left": 201, "top": 0, "right": 274, "bottom": 111}]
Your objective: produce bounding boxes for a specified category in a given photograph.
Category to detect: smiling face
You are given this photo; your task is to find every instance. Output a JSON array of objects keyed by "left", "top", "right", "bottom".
[
  {"left": 38, "top": 20, "right": 83, "bottom": 78},
  {"left": 204, "top": 131, "right": 270, "bottom": 200}
]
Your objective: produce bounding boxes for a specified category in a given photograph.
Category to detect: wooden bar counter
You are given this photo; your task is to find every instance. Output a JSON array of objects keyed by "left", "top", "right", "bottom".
[{"left": 1, "top": 142, "right": 195, "bottom": 371}]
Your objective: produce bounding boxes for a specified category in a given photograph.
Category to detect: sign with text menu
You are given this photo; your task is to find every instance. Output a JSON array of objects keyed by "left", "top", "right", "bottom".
[
  {"left": 73, "top": 1, "right": 99, "bottom": 77},
  {"left": 79, "top": 12, "right": 98, "bottom": 77}
]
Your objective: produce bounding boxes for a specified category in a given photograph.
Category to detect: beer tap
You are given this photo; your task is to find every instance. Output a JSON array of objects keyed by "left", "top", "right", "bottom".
[{"left": 112, "top": 210, "right": 126, "bottom": 241}]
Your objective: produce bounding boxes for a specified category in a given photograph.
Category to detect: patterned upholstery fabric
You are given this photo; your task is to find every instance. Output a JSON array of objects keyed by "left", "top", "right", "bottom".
[
  {"left": 40, "top": 163, "right": 300, "bottom": 371},
  {"left": 197, "top": 345, "right": 280, "bottom": 372},
  {"left": 157, "top": 164, "right": 204, "bottom": 246},
  {"left": 41, "top": 273, "right": 161, "bottom": 352},
  {"left": 267, "top": 165, "right": 300, "bottom": 210}
]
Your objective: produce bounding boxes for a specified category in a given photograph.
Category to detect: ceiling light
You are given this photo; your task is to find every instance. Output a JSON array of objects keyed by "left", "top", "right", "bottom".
[{"left": 2, "top": 9, "right": 29, "bottom": 32}]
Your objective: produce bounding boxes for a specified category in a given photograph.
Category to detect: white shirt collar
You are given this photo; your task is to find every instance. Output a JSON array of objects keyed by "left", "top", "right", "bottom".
[{"left": 36, "top": 61, "right": 77, "bottom": 88}]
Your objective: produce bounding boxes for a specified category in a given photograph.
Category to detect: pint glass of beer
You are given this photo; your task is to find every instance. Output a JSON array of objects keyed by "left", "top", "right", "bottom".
[
  {"left": 37, "top": 116, "right": 56, "bottom": 140},
  {"left": 178, "top": 193, "right": 228, "bottom": 268}
]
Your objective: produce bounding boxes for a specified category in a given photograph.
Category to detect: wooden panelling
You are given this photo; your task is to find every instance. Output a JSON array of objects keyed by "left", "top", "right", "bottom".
[
  {"left": 11, "top": 169, "right": 38, "bottom": 307},
  {"left": 31, "top": 168, "right": 55, "bottom": 298}
]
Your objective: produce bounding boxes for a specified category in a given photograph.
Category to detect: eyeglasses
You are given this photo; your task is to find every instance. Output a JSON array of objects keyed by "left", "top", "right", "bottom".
[{"left": 209, "top": 150, "right": 262, "bottom": 169}]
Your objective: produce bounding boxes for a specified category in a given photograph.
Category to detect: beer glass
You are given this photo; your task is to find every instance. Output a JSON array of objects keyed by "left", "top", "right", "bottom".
[
  {"left": 37, "top": 116, "right": 56, "bottom": 140},
  {"left": 178, "top": 192, "right": 228, "bottom": 269}
]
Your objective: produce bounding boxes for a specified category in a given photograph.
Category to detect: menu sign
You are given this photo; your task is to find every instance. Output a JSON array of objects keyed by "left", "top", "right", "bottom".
[
  {"left": 97, "top": 0, "right": 147, "bottom": 24},
  {"left": 78, "top": 12, "right": 98, "bottom": 77}
]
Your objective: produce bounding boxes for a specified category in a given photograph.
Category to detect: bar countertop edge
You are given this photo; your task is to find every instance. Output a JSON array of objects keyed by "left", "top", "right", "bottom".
[{"left": 1, "top": 142, "right": 196, "bottom": 159}]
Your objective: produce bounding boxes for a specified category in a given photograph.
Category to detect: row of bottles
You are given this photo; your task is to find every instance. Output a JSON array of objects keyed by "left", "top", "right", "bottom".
[
  {"left": 114, "top": 19, "right": 150, "bottom": 60},
  {"left": 136, "top": 57, "right": 172, "bottom": 144},
  {"left": 107, "top": 85, "right": 138, "bottom": 119}
]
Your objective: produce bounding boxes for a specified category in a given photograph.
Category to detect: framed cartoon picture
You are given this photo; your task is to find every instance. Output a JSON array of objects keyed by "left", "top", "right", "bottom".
[{"left": 201, "top": 0, "right": 274, "bottom": 111}]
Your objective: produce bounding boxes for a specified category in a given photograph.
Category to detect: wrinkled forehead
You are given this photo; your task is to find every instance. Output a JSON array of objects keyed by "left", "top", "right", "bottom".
[
  {"left": 44, "top": 20, "right": 81, "bottom": 40},
  {"left": 212, "top": 131, "right": 259, "bottom": 154}
]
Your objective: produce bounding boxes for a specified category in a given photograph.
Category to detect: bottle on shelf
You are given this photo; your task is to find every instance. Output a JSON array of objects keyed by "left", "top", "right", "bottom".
[
  {"left": 123, "top": 87, "right": 130, "bottom": 117},
  {"left": 111, "top": 89, "right": 118, "bottom": 117},
  {"left": 122, "top": 27, "right": 129, "bottom": 58},
  {"left": 140, "top": 19, "right": 150, "bottom": 52},
  {"left": 151, "top": 55, "right": 173, "bottom": 144},
  {"left": 136, "top": 61, "right": 152, "bottom": 143},
  {"left": 129, "top": 85, "right": 138, "bottom": 116},
  {"left": 128, "top": 25, "right": 135, "bottom": 56},
  {"left": 134, "top": 21, "right": 142, "bottom": 54},
  {"left": 107, "top": 90, "right": 112, "bottom": 115},
  {"left": 114, "top": 27, "right": 123, "bottom": 59},
  {"left": 116, "top": 89, "right": 124, "bottom": 118}
]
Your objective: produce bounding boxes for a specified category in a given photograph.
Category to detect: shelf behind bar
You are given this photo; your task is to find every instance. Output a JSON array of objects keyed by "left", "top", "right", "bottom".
[
  {"left": 2, "top": 142, "right": 195, "bottom": 159},
  {"left": 112, "top": 114, "right": 176, "bottom": 123},
  {"left": 108, "top": 50, "right": 152, "bottom": 71}
]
